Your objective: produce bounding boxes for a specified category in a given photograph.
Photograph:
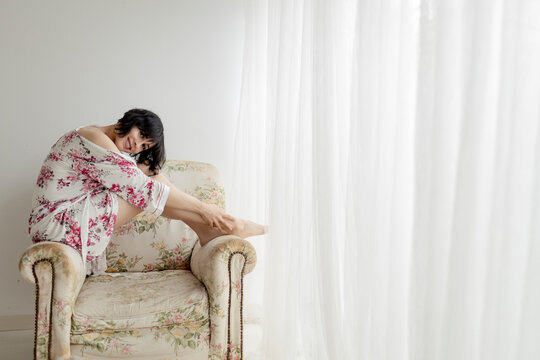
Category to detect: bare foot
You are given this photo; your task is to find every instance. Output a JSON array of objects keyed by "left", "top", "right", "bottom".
[{"left": 231, "top": 218, "right": 266, "bottom": 238}]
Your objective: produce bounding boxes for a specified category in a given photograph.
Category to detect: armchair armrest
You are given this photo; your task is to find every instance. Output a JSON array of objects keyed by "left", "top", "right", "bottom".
[
  {"left": 190, "top": 235, "right": 257, "bottom": 360},
  {"left": 19, "top": 241, "right": 87, "bottom": 360}
]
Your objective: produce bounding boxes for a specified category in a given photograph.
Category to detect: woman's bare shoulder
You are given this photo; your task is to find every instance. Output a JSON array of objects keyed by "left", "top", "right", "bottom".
[
  {"left": 77, "top": 126, "right": 120, "bottom": 153},
  {"left": 77, "top": 125, "right": 104, "bottom": 136}
]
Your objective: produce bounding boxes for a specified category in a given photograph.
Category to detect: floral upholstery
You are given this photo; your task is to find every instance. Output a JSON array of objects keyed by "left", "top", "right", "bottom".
[
  {"left": 19, "top": 160, "right": 257, "bottom": 360},
  {"left": 70, "top": 270, "right": 209, "bottom": 359},
  {"left": 191, "top": 236, "right": 256, "bottom": 360},
  {"left": 19, "top": 242, "right": 86, "bottom": 359},
  {"left": 71, "top": 270, "right": 208, "bottom": 334},
  {"left": 71, "top": 325, "right": 208, "bottom": 360}
]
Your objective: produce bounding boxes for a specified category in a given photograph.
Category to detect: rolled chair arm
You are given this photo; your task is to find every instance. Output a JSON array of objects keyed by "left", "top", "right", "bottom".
[
  {"left": 190, "top": 235, "right": 257, "bottom": 360},
  {"left": 19, "top": 242, "right": 87, "bottom": 360}
]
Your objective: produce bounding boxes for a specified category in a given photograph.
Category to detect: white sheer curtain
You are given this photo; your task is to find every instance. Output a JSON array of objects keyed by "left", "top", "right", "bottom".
[{"left": 230, "top": 0, "right": 540, "bottom": 359}]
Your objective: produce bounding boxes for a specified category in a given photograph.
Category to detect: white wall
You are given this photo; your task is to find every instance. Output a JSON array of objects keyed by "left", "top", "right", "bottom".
[{"left": 0, "top": 0, "right": 244, "bottom": 321}]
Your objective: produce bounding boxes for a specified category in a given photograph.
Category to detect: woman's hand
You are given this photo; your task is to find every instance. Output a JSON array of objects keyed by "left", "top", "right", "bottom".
[{"left": 199, "top": 203, "right": 237, "bottom": 233}]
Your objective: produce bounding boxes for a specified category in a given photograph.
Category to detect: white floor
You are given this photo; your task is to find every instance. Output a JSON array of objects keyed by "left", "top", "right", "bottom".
[
  {"left": 0, "top": 325, "right": 261, "bottom": 359},
  {"left": 0, "top": 329, "right": 33, "bottom": 360}
]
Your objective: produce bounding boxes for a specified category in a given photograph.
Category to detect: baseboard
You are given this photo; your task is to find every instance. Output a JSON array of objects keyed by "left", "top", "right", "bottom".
[{"left": 0, "top": 314, "right": 34, "bottom": 331}]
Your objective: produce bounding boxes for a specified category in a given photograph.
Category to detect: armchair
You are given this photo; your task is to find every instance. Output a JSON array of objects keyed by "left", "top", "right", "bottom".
[{"left": 19, "top": 160, "right": 257, "bottom": 360}]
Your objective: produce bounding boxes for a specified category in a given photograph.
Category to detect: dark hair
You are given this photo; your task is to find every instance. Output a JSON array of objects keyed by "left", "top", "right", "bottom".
[{"left": 114, "top": 108, "right": 166, "bottom": 175}]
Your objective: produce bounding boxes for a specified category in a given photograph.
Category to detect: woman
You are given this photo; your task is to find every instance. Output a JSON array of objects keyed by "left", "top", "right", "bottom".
[{"left": 28, "top": 108, "right": 265, "bottom": 275}]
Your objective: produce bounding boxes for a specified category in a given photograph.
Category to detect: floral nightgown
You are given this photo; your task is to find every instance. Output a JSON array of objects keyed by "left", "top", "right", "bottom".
[{"left": 28, "top": 127, "right": 170, "bottom": 276}]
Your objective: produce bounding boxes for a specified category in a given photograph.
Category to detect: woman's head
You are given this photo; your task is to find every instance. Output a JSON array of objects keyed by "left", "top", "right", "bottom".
[{"left": 114, "top": 108, "right": 165, "bottom": 175}]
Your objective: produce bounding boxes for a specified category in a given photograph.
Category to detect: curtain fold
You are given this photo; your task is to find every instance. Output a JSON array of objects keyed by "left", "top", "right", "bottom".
[{"left": 231, "top": 0, "right": 540, "bottom": 358}]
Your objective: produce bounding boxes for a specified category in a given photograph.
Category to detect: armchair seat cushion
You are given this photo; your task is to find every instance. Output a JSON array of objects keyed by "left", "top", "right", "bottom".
[
  {"left": 71, "top": 270, "right": 209, "bottom": 335},
  {"left": 70, "top": 325, "right": 208, "bottom": 359}
]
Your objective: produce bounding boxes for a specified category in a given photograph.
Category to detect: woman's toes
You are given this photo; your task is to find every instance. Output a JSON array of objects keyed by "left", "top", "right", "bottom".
[
  {"left": 228, "top": 218, "right": 266, "bottom": 238},
  {"left": 244, "top": 220, "right": 266, "bottom": 237}
]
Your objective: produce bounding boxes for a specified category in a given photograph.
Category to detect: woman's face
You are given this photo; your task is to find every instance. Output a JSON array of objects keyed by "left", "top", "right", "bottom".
[{"left": 116, "top": 126, "right": 155, "bottom": 154}]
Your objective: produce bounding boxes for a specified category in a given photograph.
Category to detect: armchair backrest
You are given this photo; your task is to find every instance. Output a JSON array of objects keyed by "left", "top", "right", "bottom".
[{"left": 105, "top": 160, "right": 225, "bottom": 272}]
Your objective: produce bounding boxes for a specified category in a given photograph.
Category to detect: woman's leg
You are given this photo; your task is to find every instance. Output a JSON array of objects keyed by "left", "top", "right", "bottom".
[
  {"left": 113, "top": 195, "right": 227, "bottom": 245},
  {"left": 113, "top": 172, "right": 265, "bottom": 245},
  {"left": 151, "top": 172, "right": 265, "bottom": 244},
  {"left": 113, "top": 196, "right": 143, "bottom": 231}
]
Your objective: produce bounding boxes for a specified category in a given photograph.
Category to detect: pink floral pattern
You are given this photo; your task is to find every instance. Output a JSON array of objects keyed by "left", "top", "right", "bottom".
[{"left": 28, "top": 128, "right": 169, "bottom": 269}]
